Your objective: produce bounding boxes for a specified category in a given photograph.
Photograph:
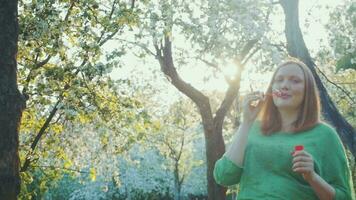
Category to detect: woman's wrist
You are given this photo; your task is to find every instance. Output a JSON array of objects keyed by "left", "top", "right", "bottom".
[
  {"left": 306, "top": 171, "right": 336, "bottom": 199},
  {"left": 305, "top": 171, "right": 318, "bottom": 183}
]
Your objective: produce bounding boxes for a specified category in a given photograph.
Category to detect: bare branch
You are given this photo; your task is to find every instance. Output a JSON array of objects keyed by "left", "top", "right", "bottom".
[
  {"left": 315, "top": 66, "right": 355, "bottom": 104},
  {"left": 198, "top": 58, "right": 221, "bottom": 73}
]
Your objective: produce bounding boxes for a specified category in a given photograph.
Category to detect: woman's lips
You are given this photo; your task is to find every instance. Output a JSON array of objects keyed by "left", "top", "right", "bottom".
[
  {"left": 279, "top": 93, "right": 291, "bottom": 99},
  {"left": 272, "top": 90, "right": 291, "bottom": 99}
]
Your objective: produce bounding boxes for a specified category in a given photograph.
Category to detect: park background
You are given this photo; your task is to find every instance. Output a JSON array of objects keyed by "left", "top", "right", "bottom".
[{"left": 2, "top": 0, "right": 355, "bottom": 199}]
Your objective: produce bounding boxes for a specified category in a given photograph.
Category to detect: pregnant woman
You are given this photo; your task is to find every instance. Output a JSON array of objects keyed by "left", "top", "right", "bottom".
[{"left": 214, "top": 58, "right": 355, "bottom": 200}]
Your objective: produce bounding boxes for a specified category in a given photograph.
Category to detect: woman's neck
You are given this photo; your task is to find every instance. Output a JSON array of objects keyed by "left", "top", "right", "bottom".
[{"left": 278, "top": 108, "right": 299, "bottom": 132}]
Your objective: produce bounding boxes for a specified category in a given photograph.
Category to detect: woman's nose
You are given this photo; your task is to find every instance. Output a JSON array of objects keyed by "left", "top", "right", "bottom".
[{"left": 280, "top": 80, "right": 290, "bottom": 90}]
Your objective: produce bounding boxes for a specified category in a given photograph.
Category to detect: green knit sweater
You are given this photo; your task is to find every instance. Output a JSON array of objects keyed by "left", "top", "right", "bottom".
[{"left": 214, "top": 121, "right": 355, "bottom": 200}]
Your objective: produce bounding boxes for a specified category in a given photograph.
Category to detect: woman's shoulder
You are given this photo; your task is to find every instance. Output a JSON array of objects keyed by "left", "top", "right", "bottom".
[
  {"left": 313, "top": 121, "right": 338, "bottom": 135},
  {"left": 313, "top": 121, "right": 343, "bottom": 146}
]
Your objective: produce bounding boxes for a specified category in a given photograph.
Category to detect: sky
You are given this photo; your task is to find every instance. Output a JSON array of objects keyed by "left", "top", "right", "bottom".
[{"left": 108, "top": 0, "right": 344, "bottom": 108}]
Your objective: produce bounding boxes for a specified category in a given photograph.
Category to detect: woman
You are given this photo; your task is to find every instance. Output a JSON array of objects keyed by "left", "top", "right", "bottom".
[{"left": 214, "top": 58, "right": 355, "bottom": 200}]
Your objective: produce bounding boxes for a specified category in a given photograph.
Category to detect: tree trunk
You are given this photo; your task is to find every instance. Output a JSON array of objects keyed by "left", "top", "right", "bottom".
[
  {"left": 204, "top": 123, "right": 228, "bottom": 200},
  {"left": 199, "top": 105, "right": 227, "bottom": 200},
  {"left": 280, "top": 0, "right": 356, "bottom": 156},
  {"left": 174, "top": 162, "right": 181, "bottom": 200},
  {"left": 0, "top": 0, "right": 24, "bottom": 199}
]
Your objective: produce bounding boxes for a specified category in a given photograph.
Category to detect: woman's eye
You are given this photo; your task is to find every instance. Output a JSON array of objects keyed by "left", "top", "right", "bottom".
[{"left": 293, "top": 79, "right": 301, "bottom": 83}]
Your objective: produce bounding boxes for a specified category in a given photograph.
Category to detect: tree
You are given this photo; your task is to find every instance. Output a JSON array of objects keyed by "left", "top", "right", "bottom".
[
  {"left": 120, "top": 1, "right": 274, "bottom": 198},
  {"left": 279, "top": 0, "right": 356, "bottom": 156},
  {"left": 305, "top": 0, "right": 356, "bottom": 188},
  {"left": 16, "top": 0, "right": 150, "bottom": 198},
  {"left": 150, "top": 99, "right": 202, "bottom": 200},
  {"left": 0, "top": 0, "right": 24, "bottom": 199},
  {"left": 315, "top": 0, "right": 355, "bottom": 128},
  {"left": 18, "top": 0, "right": 139, "bottom": 173}
]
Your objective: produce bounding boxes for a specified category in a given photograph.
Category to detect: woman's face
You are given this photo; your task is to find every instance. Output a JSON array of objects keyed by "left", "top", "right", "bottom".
[{"left": 272, "top": 64, "right": 305, "bottom": 110}]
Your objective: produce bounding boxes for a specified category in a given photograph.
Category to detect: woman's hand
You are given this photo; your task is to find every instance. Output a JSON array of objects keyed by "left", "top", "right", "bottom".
[
  {"left": 292, "top": 150, "right": 317, "bottom": 182},
  {"left": 241, "top": 91, "right": 265, "bottom": 124}
]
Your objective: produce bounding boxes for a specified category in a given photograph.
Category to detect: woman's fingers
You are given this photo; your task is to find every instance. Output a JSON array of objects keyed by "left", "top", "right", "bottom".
[
  {"left": 244, "top": 96, "right": 262, "bottom": 105},
  {"left": 292, "top": 161, "right": 313, "bottom": 169},
  {"left": 291, "top": 150, "right": 315, "bottom": 175},
  {"left": 292, "top": 156, "right": 313, "bottom": 163},
  {"left": 241, "top": 91, "right": 265, "bottom": 122},
  {"left": 293, "top": 167, "right": 312, "bottom": 173},
  {"left": 245, "top": 91, "right": 264, "bottom": 98},
  {"left": 292, "top": 150, "right": 312, "bottom": 157},
  {"left": 244, "top": 92, "right": 264, "bottom": 105}
]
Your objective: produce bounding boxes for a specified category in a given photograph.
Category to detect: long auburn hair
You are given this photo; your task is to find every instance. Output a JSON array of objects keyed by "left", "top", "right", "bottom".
[{"left": 258, "top": 58, "right": 321, "bottom": 135}]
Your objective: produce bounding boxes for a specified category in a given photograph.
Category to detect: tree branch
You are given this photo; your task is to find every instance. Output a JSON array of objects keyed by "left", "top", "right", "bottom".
[
  {"left": 131, "top": 0, "right": 135, "bottom": 9},
  {"left": 241, "top": 46, "right": 260, "bottom": 67},
  {"left": 176, "top": 132, "right": 185, "bottom": 162},
  {"left": 197, "top": 58, "right": 221, "bottom": 73},
  {"left": 22, "top": 55, "right": 52, "bottom": 95},
  {"left": 98, "top": 0, "right": 118, "bottom": 43},
  {"left": 34, "top": 165, "right": 90, "bottom": 174},
  {"left": 21, "top": 98, "right": 62, "bottom": 172},
  {"left": 115, "top": 38, "right": 156, "bottom": 56},
  {"left": 164, "top": 138, "right": 177, "bottom": 161},
  {"left": 315, "top": 66, "right": 355, "bottom": 104},
  {"left": 214, "top": 39, "right": 259, "bottom": 127},
  {"left": 64, "top": 0, "right": 75, "bottom": 21},
  {"left": 155, "top": 36, "right": 210, "bottom": 110}
]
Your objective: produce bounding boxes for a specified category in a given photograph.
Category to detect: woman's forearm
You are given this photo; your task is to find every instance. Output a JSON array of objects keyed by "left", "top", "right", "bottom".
[
  {"left": 308, "top": 173, "right": 335, "bottom": 200},
  {"left": 224, "top": 121, "right": 253, "bottom": 167}
]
